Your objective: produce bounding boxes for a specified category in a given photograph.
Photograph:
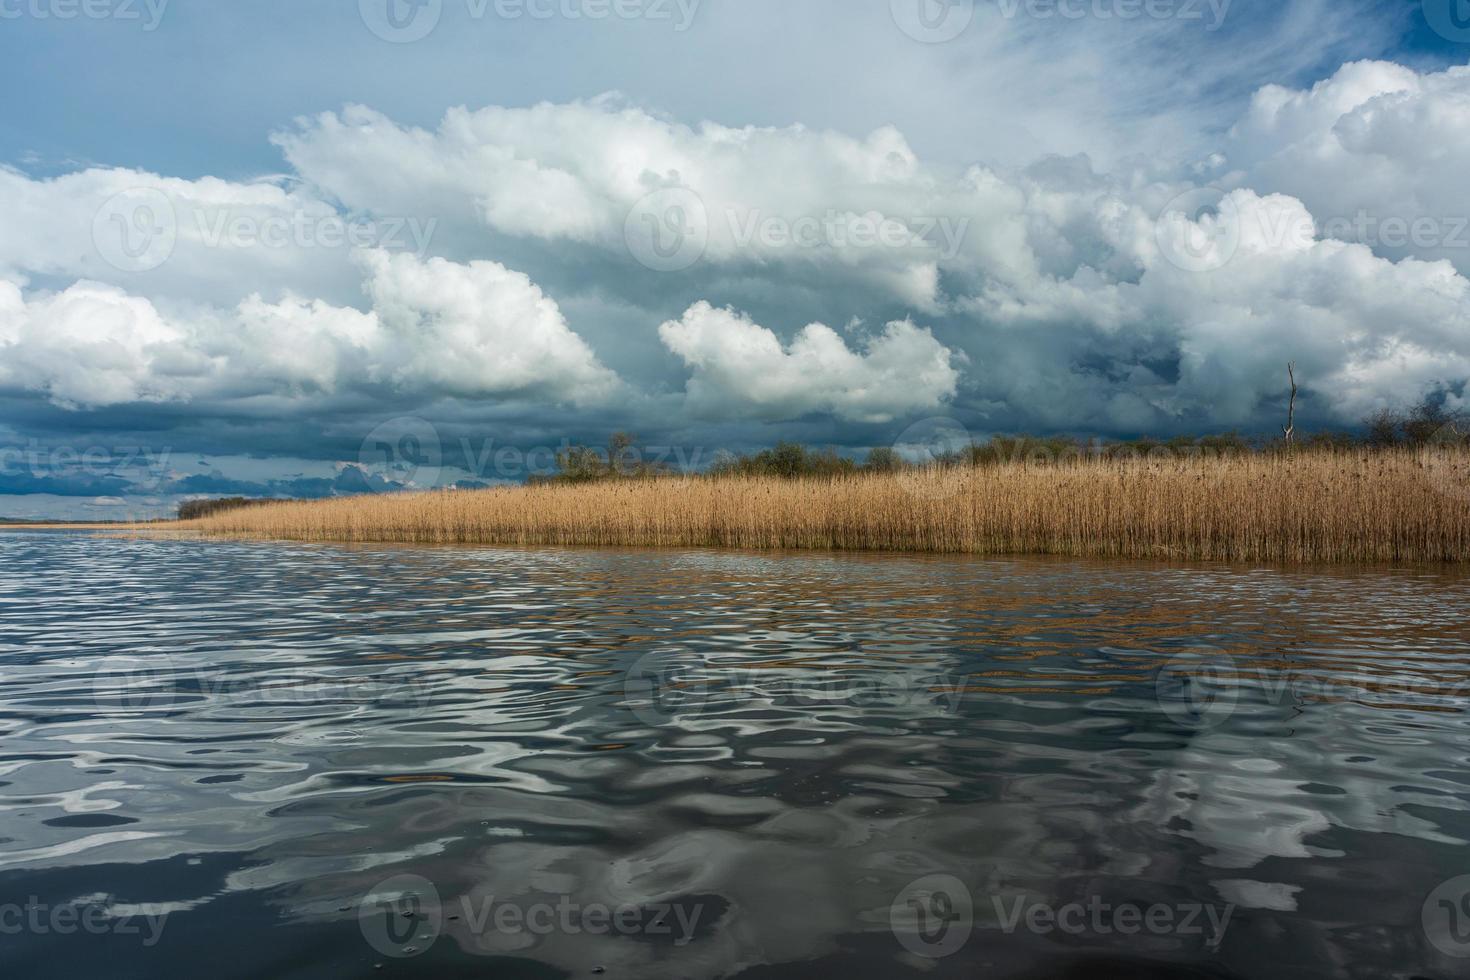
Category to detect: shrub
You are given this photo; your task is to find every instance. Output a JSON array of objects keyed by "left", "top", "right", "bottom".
[{"left": 177, "top": 497, "right": 281, "bottom": 520}]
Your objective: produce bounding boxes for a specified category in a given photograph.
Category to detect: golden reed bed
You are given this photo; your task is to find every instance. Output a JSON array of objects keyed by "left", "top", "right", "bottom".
[{"left": 181, "top": 450, "right": 1470, "bottom": 564}]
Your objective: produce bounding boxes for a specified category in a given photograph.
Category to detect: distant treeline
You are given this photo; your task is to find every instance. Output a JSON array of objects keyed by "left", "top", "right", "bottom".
[
  {"left": 536, "top": 398, "right": 1467, "bottom": 484},
  {"left": 177, "top": 497, "right": 284, "bottom": 520},
  {"left": 1361, "top": 399, "right": 1465, "bottom": 448},
  {"left": 177, "top": 397, "right": 1468, "bottom": 515}
]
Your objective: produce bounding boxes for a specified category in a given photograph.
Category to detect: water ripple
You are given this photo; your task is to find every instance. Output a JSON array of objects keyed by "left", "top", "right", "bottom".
[{"left": 2, "top": 531, "right": 1470, "bottom": 977}]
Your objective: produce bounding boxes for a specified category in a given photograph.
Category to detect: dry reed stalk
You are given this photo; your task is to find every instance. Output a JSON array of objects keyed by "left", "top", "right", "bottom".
[{"left": 178, "top": 449, "right": 1470, "bottom": 564}]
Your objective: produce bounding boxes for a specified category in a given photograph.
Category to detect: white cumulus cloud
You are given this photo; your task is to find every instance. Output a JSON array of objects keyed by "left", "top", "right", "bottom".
[
  {"left": 658, "top": 301, "right": 960, "bottom": 423},
  {"left": 5, "top": 58, "right": 1470, "bottom": 439},
  {"left": 1227, "top": 60, "right": 1470, "bottom": 273},
  {"left": 0, "top": 251, "right": 618, "bottom": 410}
]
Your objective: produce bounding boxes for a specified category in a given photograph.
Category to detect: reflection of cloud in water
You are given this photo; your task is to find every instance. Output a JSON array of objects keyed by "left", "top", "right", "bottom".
[
  {"left": 1137, "top": 715, "right": 1469, "bottom": 874},
  {"left": 2, "top": 534, "right": 1470, "bottom": 975}
]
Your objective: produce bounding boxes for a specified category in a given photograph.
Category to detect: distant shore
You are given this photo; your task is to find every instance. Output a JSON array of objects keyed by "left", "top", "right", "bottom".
[
  {"left": 0, "top": 522, "right": 147, "bottom": 530},
  {"left": 169, "top": 449, "right": 1470, "bottom": 564}
]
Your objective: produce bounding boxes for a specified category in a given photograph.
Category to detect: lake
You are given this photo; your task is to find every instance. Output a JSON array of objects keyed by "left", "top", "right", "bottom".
[{"left": 2, "top": 531, "right": 1469, "bottom": 978}]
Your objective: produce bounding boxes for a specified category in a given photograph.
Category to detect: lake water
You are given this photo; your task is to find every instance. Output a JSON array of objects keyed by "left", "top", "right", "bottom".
[{"left": 2, "top": 531, "right": 1470, "bottom": 978}]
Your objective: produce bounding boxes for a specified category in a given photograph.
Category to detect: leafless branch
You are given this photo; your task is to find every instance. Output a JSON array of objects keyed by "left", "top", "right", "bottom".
[{"left": 1283, "top": 362, "right": 1297, "bottom": 446}]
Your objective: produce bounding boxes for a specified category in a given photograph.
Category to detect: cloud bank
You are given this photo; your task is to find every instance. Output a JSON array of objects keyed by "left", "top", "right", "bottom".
[
  {"left": 0, "top": 251, "right": 620, "bottom": 410},
  {"left": 3, "top": 53, "right": 1470, "bottom": 514}
]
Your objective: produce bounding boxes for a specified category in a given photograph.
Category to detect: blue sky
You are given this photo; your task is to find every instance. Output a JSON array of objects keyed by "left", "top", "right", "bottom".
[
  {"left": 3, "top": 0, "right": 1446, "bottom": 177},
  {"left": 1, "top": 0, "right": 1469, "bottom": 518}
]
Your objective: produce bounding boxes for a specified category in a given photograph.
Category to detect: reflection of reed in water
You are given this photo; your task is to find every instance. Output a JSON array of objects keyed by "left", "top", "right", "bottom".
[{"left": 7, "top": 535, "right": 1470, "bottom": 977}]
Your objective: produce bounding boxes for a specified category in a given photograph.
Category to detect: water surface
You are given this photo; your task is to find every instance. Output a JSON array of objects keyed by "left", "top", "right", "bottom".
[{"left": 2, "top": 531, "right": 1469, "bottom": 978}]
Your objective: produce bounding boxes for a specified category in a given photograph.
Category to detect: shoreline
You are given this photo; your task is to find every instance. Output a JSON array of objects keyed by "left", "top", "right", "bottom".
[
  {"left": 0, "top": 522, "right": 156, "bottom": 530},
  {"left": 14, "top": 449, "right": 1470, "bottom": 565},
  {"left": 170, "top": 450, "right": 1470, "bottom": 565}
]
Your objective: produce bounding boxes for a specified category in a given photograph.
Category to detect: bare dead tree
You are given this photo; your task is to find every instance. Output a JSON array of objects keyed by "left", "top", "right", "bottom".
[{"left": 1283, "top": 362, "right": 1297, "bottom": 446}]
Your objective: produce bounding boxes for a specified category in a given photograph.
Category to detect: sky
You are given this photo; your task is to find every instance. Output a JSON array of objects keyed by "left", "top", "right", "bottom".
[{"left": 1, "top": 0, "right": 1469, "bottom": 518}]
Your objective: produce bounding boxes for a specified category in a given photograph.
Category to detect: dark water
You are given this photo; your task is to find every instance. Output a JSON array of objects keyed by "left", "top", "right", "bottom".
[{"left": 2, "top": 532, "right": 1470, "bottom": 979}]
